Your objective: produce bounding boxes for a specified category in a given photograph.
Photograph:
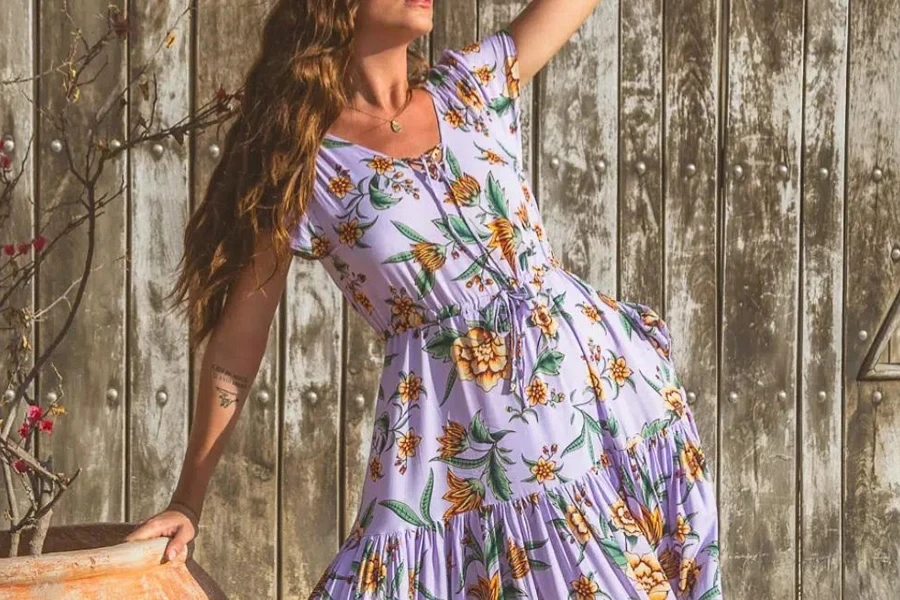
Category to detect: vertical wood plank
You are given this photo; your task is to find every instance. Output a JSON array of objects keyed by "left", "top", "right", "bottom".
[
  {"left": 843, "top": 0, "right": 900, "bottom": 595},
  {"left": 663, "top": 0, "right": 721, "bottom": 471},
  {"left": 190, "top": 2, "right": 279, "bottom": 598},
  {"left": 35, "top": 0, "right": 128, "bottom": 526},
  {"left": 720, "top": 0, "right": 804, "bottom": 596},
  {"left": 0, "top": 0, "right": 37, "bottom": 520},
  {"left": 800, "top": 0, "right": 849, "bottom": 596},
  {"left": 619, "top": 0, "right": 664, "bottom": 304},
  {"left": 538, "top": 0, "right": 619, "bottom": 292},
  {"left": 128, "top": 2, "right": 192, "bottom": 519}
]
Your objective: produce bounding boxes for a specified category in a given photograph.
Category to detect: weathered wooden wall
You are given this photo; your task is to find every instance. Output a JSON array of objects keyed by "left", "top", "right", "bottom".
[{"left": 2, "top": 0, "right": 898, "bottom": 598}]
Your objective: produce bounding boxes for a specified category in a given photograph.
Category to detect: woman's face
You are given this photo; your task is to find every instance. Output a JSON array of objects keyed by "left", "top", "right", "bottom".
[{"left": 355, "top": 0, "right": 433, "bottom": 46}]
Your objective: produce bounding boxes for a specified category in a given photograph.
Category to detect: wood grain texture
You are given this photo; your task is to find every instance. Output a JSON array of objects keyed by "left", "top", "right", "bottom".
[
  {"left": 190, "top": 2, "right": 279, "bottom": 599},
  {"left": 36, "top": 0, "right": 128, "bottom": 526},
  {"left": 127, "top": 1, "right": 192, "bottom": 518},
  {"left": 843, "top": 0, "right": 900, "bottom": 595},
  {"left": 663, "top": 0, "right": 721, "bottom": 474},
  {"left": 800, "top": 0, "right": 849, "bottom": 597},
  {"left": 720, "top": 0, "right": 805, "bottom": 596},
  {"left": 537, "top": 0, "right": 619, "bottom": 294}
]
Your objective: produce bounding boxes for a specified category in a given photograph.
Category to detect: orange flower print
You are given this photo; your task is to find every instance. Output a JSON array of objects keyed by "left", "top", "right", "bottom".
[
  {"left": 467, "top": 572, "right": 500, "bottom": 600},
  {"left": 359, "top": 554, "right": 387, "bottom": 594},
  {"left": 525, "top": 377, "right": 549, "bottom": 407},
  {"left": 530, "top": 456, "right": 557, "bottom": 483},
  {"left": 625, "top": 552, "right": 672, "bottom": 600},
  {"left": 442, "top": 469, "right": 485, "bottom": 520},
  {"left": 636, "top": 504, "right": 664, "bottom": 547},
  {"left": 436, "top": 421, "right": 468, "bottom": 459},
  {"left": 353, "top": 290, "right": 373, "bottom": 314},
  {"left": 327, "top": 173, "right": 353, "bottom": 199},
  {"left": 445, "top": 173, "right": 481, "bottom": 206},
  {"left": 397, "top": 429, "right": 421, "bottom": 459},
  {"left": 515, "top": 203, "right": 530, "bottom": 228},
  {"left": 661, "top": 385, "right": 686, "bottom": 418},
  {"left": 443, "top": 108, "right": 465, "bottom": 129},
  {"left": 530, "top": 300, "right": 558, "bottom": 337},
  {"left": 337, "top": 218, "right": 364, "bottom": 246},
  {"left": 565, "top": 504, "right": 593, "bottom": 544},
  {"left": 486, "top": 218, "right": 518, "bottom": 274},
  {"left": 367, "top": 155, "right": 394, "bottom": 175},
  {"left": 586, "top": 364, "right": 607, "bottom": 401},
  {"left": 407, "top": 568, "right": 417, "bottom": 600},
  {"left": 658, "top": 546, "right": 681, "bottom": 581},
  {"left": 570, "top": 573, "right": 600, "bottom": 599},
  {"left": 411, "top": 242, "right": 446, "bottom": 272},
  {"left": 456, "top": 78, "right": 484, "bottom": 112},
  {"left": 369, "top": 456, "right": 384, "bottom": 482},
  {"left": 598, "top": 292, "right": 620, "bottom": 310},
  {"left": 481, "top": 148, "right": 507, "bottom": 165},
  {"left": 674, "top": 513, "right": 692, "bottom": 543},
  {"left": 309, "top": 234, "right": 332, "bottom": 259},
  {"left": 607, "top": 356, "right": 633, "bottom": 386},
  {"left": 389, "top": 289, "right": 427, "bottom": 334},
  {"left": 505, "top": 55, "right": 521, "bottom": 100},
  {"left": 680, "top": 440, "right": 707, "bottom": 482},
  {"left": 473, "top": 64, "right": 495, "bottom": 87},
  {"left": 580, "top": 303, "right": 601, "bottom": 323},
  {"left": 451, "top": 326, "right": 512, "bottom": 392},
  {"left": 679, "top": 558, "right": 701, "bottom": 595},
  {"left": 610, "top": 498, "right": 642, "bottom": 536},
  {"left": 507, "top": 539, "right": 530, "bottom": 579},
  {"left": 398, "top": 372, "right": 423, "bottom": 403}
]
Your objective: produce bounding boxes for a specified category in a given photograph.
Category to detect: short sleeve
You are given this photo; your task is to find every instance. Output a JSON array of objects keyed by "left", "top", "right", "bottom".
[{"left": 437, "top": 27, "right": 523, "bottom": 155}]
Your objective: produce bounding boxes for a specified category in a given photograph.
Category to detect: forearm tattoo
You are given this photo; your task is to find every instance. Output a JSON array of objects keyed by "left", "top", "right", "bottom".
[{"left": 211, "top": 363, "right": 250, "bottom": 408}]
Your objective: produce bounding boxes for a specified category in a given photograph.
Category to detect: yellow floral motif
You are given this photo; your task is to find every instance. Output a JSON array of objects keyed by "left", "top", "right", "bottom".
[
  {"left": 507, "top": 539, "right": 530, "bottom": 579},
  {"left": 445, "top": 173, "right": 481, "bottom": 206},
  {"left": 397, "top": 429, "right": 421, "bottom": 459},
  {"left": 586, "top": 364, "right": 607, "bottom": 401},
  {"left": 607, "top": 356, "right": 633, "bottom": 386},
  {"left": 526, "top": 377, "right": 549, "bottom": 407},
  {"left": 442, "top": 469, "right": 484, "bottom": 520},
  {"left": 411, "top": 242, "right": 446, "bottom": 272},
  {"left": 674, "top": 513, "right": 692, "bottom": 543},
  {"left": 505, "top": 55, "right": 521, "bottom": 100},
  {"left": 398, "top": 372, "right": 423, "bottom": 403},
  {"left": 580, "top": 303, "right": 601, "bottom": 323},
  {"left": 367, "top": 156, "right": 394, "bottom": 175},
  {"left": 481, "top": 149, "right": 507, "bottom": 165},
  {"left": 486, "top": 218, "right": 518, "bottom": 274},
  {"left": 390, "top": 291, "right": 427, "bottom": 334},
  {"left": 474, "top": 64, "right": 495, "bottom": 87},
  {"left": 625, "top": 551, "right": 672, "bottom": 600},
  {"left": 456, "top": 79, "right": 484, "bottom": 112},
  {"left": 327, "top": 174, "right": 353, "bottom": 199},
  {"left": 636, "top": 504, "right": 664, "bottom": 547},
  {"left": 680, "top": 440, "right": 707, "bottom": 482},
  {"left": 679, "top": 558, "right": 701, "bottom": 595},
  {"left": 407, "top": 568, "right": 417, "bottom": 600},
  {"left": 530, "top": 300, "right": 558, "bottom": 337},
  {"left": 368, "top": 456, "right": 383, "bottom": 482},
  {"left": 610, "top": 498, "right": 642, "bottom": 536},
  {"left": 466, "top": 572, "right": 500, "bottom": 600},
  {"left": 337, "top": 218, "right": 364, "bottom": 246},
  {"left": 309, "top": 234, "right": 332, "bottom": 258},
  {"left": 570, "top": 573, "right": 599, "bottom": 600},
  {"left": 443, "top": 108, "right": 466, "bottom": 128},
  {"left": 598, "top": 292, "right": 620, "bottom": 310},
  {"left": 565, "top": 504, "right": 592, "bottom": 544},
  {"left": 359, "top": 554, "right": 387, "bottom": 594},
  {"left": 661, "top": 385, "right": 686, "bottom": 417},
  {"left": 436, "top": 421, "right": 467, "bottom": 459},
  {"left": 515, "top": 203, "right": 530, "bottom": 228},
  {"left": 451, "top": 326, "right": 511, "bottom": 392},
  {"left": 530, "top": 456, "right": 557, "bottom": 483},
  {"left": 353, "top": 290, "right": 373, "bottom": 314}
]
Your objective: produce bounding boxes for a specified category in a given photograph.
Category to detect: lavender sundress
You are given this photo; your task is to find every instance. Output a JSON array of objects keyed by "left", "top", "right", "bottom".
[{"left": 291, "top": 27, "right": 723, "bottom": 600}]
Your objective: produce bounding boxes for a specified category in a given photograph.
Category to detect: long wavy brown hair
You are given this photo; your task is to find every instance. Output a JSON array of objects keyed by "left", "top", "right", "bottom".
[{"left": 166, "top": 0, "right": 431, "bottom": 350}]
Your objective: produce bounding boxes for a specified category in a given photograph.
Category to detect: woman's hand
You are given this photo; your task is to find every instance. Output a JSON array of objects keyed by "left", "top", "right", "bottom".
[{"left": 124, "top": 504, "right": 199, "bottom": 562}]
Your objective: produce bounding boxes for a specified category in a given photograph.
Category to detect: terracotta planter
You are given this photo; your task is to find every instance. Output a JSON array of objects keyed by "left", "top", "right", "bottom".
[{"left": 0, "top": 523, "right": 225, "bottom": 600}]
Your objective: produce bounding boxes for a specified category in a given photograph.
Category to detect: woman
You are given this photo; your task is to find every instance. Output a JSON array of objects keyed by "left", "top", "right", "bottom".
[{"left": 127, "top": 0, "right": 723, "bottom": 598}]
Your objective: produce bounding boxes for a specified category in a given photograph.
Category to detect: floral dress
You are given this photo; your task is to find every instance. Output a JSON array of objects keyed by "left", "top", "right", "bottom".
[{"left": 291, "top": 27, "right": 723, "bottom": 600}]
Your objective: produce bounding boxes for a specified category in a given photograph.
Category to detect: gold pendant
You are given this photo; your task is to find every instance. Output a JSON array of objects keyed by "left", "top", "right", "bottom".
[{"left": 390, "top": 119, "right": 402, "bottom": 133}]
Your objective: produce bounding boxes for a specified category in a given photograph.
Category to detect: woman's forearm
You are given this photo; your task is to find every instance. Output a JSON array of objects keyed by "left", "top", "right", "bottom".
[{"left": 168, "top": 332, "right": 267, "bottom": 517}]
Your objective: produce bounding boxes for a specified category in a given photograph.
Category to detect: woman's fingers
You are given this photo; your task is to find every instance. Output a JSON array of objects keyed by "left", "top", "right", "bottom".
[
  {"left": 164, "top": 523, "right": 195, "bottom": 562},
  {"left": 124, "top": 518, "right": 167, "bottom": 542}
]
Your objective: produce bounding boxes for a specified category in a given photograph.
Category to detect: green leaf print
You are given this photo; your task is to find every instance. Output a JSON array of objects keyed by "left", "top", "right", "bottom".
[
  {"left": 483, "top": 521, "right": 504, "bottom": 570},
  {"left": 368, "top": 175, "right": 402, "bottom": 210},
  {"left": 415, "top": 267, "right": 436, "bottom": 298},
  {"left": 561, "top": 424, "right": 587, "bottom": 458},
  {"left": 420, "top": 468, "right": 435, "bottom": 524},
  {"left": 598, "top": 538, "right": 629, "bottom": 569},
  {"left": 392, "top": 220, "right": 430, "bottom": 243},
  {"left": 469, "top": 411, "right": 493, "bottom": 444},
  {"left": 378, "top": 499, "right": 427, "bottom": 528},
  {"left": 424, "top": 328, "right": 460, "bottom": 360},
  {"left": 485, "top": 172, "right": 509, "bottom": 219},
  {"left": 489, "top": 95, "right": 514, "bottom": 117},
  {"left": 447, "top": 146, "right": 463, "bottom": 179},
  {"left": 383, "top": 249, "right": 415, "bottom": 264},
  {"left": 698, "top": 587, "right": 722, "bottom": 600},
  {"left": 432, "top": 454, "right": 490, "bottom": 469},
  {"left": 486, "top": 448, "right": 513, "bottom": 500},
  {"left": 534, "top": 349, "right": 565, "bottom": 376}
]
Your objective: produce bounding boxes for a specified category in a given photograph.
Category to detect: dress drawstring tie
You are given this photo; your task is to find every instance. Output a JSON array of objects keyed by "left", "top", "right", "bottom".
[{"left": 486, "top": 286, "right": 533, "bottom": 402}]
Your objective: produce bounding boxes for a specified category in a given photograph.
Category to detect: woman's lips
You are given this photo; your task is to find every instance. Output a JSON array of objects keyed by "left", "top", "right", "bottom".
[{"left": 405, "top": 0, "right": 432, "bottom": 7}]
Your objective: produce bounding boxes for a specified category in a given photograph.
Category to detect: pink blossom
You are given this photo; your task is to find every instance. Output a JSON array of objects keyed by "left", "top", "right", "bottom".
[
  {"left": 17, "top": 421, "right": 30, "bottom": 439},
  {"left": 26, "top": 404, "right": 43, "bottom": 422},
  {"left": 32, "top": 235, "right": 47, "bottom": 252},
  {"left": 12, "top": 459, "right": 28, "bottom": 474},
  {"left": 16, "top": 242, "right": 29, "bottom": 255},
  {"left": 38, "top": 419, "right": 54, "bottom": 434},
  {"left": 3, "top": 244, "right": 15, "bottom": 256}
]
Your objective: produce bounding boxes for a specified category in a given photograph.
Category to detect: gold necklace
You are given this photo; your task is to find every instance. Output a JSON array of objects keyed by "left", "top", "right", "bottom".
[{"left": 346, "top": 86, "right": 414, "bottom": 133}]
